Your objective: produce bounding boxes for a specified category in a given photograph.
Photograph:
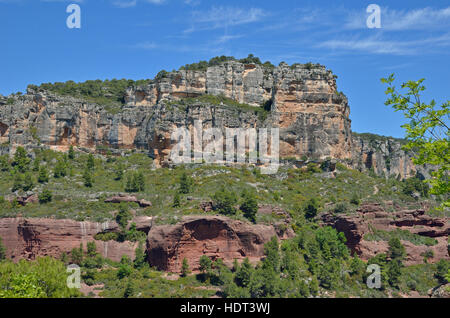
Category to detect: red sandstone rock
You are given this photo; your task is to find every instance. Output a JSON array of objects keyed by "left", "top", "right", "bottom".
[
  {"left": 147, "top": 215, "right": 283, "bottom": 272},
  {"left": 320, "top": 203, "right": 449, "bottom": 266},
  {"left": 0, "top": 217, "right": 152, "bottom": 262}
]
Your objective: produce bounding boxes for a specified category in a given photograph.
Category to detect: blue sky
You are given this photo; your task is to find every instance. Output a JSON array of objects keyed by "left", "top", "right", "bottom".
[{"left": 0, "top": 0, "right": 449, "bottom": 138}]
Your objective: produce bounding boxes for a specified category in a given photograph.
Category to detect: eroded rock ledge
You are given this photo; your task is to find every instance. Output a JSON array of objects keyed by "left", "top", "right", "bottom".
[
  {"left": 146, "top": 215, "right": 293, "bottom": 272},
  {"left": 0, "top": 215, "right": 290, "bottom": 271},
  {"left": 320, "top": 203, "right": 449, "bottom": 266}
]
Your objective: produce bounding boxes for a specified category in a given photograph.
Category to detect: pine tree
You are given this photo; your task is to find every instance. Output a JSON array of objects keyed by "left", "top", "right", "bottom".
[
  {"left": 179, "top": 172, "right": 192, "bottom": 194},
  {"left": 0, "top": 237, "right": 6, "bottom": 261},
  {"left": 87, "top": 154, "right": 95, "bottom": 170},
  {"left": 181, "top": 258, "right": 190, "bottom": 277},
  {"left": 12, "top": 147, "right": 30, "bottom": 173},
  {"left": 22, "top": 172, "right": 34, "bottom": 192},
  {"left": 39, "top": 188, "right": 52, "bottom": 204},
  {"left": 173, "top": 192, "right": 181, "bottom": 207},
  {"left": 38, "top": 166, "right": 49, "bottom": 183},
  {"left": 83, "top": 168, "right": 93, "bottom": 188},
  {"left": 240, "top": 190, "right": 258, "bottom": 223},
  {"left": 68, "top": 146, "right": 75, "bottom": 160}
]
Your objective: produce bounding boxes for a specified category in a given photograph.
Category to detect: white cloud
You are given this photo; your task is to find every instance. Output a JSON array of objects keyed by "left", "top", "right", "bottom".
[
  {"left": 317, "top": 33, "right": 450, "bottom": 55},
  {"left": 345, "top": 6, "right": 450, "bottom": 31},
  {"left": 185, "top": 6, "right": 266, "bottom": 33}
]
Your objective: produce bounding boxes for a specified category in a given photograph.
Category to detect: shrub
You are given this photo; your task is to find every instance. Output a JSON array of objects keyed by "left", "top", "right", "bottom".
[
  {"left": 0, "top": 237, "right": 6, "bottom": 261},
  {"left": 181, "top": 258, "right": 190, "bottom": 277},
  {"left": 39, "top": 188, "right": 53, "bottom": 204},
  {"left": 179, "top": 172, "right": 193, "bottom": 194},
  {"left": 333, "top": 202, "right": 348, "bottom": 214},
  {"left": 304, "top": 198, "right": 319, "bottom": 220},
  {"left": 38, "top": 166, "right": 49, "bottom": 183},
  {"left": 240, "top": 190, "right": 258, "bottom": 223},
  {"left": 83, "top": 168, "right": 93, "bottom": 187},
  {"left": 12, "top": 147, "right": 30, "bottom": 173},
  {"left": 213, "top": 188, "right": 237, "bottom": 216}
]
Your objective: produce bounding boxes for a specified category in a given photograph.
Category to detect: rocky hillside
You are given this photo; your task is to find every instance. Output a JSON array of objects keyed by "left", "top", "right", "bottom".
[{"left": 0, "top": 57, "right": 421, "bottom": 178}]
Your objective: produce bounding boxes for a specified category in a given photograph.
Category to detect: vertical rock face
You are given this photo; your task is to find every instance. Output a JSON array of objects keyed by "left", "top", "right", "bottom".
[
  {"left": 0, "top": 59, "right": 420, "bottom": 175},
  {"left": 0, "top": 217, "right": 152, "bottom": 262},
  {"left": 146, "top": 216, "right": 284, "bottom": 272},
  {"left": 351, "top": 134, "right": 431, "bottom": 179}
]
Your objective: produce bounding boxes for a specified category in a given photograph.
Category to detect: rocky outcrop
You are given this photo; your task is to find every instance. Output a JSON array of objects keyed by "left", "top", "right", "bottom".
[
  {"left": 0, "top": 216, "right": 152, "bottom": 262},
  {"left": 0, "top": 61, "right": 353, "bottom": 166},
  {"left": 104, "top": 194, "right": 152, "bottom": 208},
  {"left": 320, "top": 203, "right": 449, "bottom": 265},
  {"left": 146, "top": 215, "right": 288, "bottom": 272},
  {"left": 0, "top": 59, "right": 423, "bottom": 176},
  {"left": 351, "top": 134, "right": 431, "bottom": 179},
  {"left": 0, "top": 215, "right": 288, "bottom": 272}
]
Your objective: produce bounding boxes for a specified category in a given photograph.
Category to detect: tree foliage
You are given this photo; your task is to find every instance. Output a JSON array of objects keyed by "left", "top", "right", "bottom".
[{"left": 382, "top": 74, "right": 449, "bottom": 207}]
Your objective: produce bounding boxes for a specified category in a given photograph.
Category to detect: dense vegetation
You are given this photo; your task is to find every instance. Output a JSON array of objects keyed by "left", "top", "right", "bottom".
[{"left": 29, "top": 78, "right": 151, "bottom": 106}]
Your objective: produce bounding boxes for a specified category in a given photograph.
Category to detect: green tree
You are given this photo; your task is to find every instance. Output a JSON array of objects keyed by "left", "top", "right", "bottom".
[
  {"left": 53, "top": 159, "right": 67, "bottom": 178},
  {"left": 32, "top": 157, "right": 40, "bottom": 172},
  {"left": 135, "top": 171, "right": 145, "bottom": 192},
  {"left": 68, "top": 146, "right": 75, "bottom": 160},
  {"left": 0, "top": 273, "right": 46, "bottom": 298},
  {"left": 38, "top": 188, "right": 52, "bottom": 204},
  {"left": 0, "top": 237, "right": 6, "bottom": 261},
  {"left": 87, "top": 154, "right": 95, "bottom": 170},
  {"left": 117, "top": 256, "right": 133, "bottom": 279},
  {"left": 304, "top": 198, "right": 319, "bottom": 220},
  {"left": 199, "top": 255, "right": 212, "bottom": 275},
  {"left": 83, "top": 168, "right": 93, "bottom": 187},
  {"left": 71, "top": 244, "right": 83, "bottom": 265},
  {"left": 86, "top": 242, "right": 97, "bottom": 258},
  {"left": 114, "top": 163, "right": 124, "bottom": 181},
  {"left": 213, "top": 188, "right": 237, "bottom": 216},
  {"left": 435, "top": 259, "right": 450, "bottom": 284},
  {"left": 181, "top": 258, "right": 190, "bottom": 277},
  {"left": 382, "top": 74, "right": 449, "bottom": 207},
  {"left": 0, "top": 155, "right": 9, "bottom": 172},
  {"left": 12, "top": 147, "right": 30, "bottom": 173},
  {"left": 240, "top": 190, "right": 258, "bottom": 223},
  {"left": 12, "top": 173, "right": 23, "bottom": 192},
  {"left": 133, "top": 245, "right": 146, "bottom": 269},
  {"left": 22, "top": 172, "right": 34, "bottom": 192},
  {"left": 235, "top": 258, "right": 253, "bottom": 288},
  {"left": 179, "top": 172, "right": 193, "bottom": 194},
  {"left": 388, "top": 237, "right": 406, "bottom": 261},
  {"left": 173, "top": 192, "right": 181, "bottom": 208},
  {"left": 116, "top": 203, "right": 132, "bottom": 230},
  {"left": 38, "top": 165, "right": 49, "bottom": 183}
]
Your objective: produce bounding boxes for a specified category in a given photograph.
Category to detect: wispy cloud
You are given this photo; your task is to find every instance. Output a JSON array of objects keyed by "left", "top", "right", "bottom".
[
  {"left": 317, "top": 33, "right": 450, "bottom": 55},
  {"left": 345, "top": 6, "right": 450, "bottom": 31},
  {"left": 185, "top": 6, "right": 266, "bottom": 33}
]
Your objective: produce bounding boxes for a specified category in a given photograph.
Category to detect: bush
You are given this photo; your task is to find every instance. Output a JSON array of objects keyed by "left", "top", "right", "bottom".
[
  {"left": 240, "top": 190, "right": 258, "bottom": 223},
  {"left": 125, "top": 171, "right": 145, "bottom": 193},
  {"left": 12, "top": 147, "right": 30, "bottom": 173},
  {"left": 304, "top": 198, "right": 319, "bottom": 220},
  {"left": 39, "top": 188, "right": 53, "bottom": 204},
  {"left": 333, "top": 202, "right": 348, "bottom": 214},
  {"left": 0, "top": 237, "right": 6, "bottom": 261},
  {"left": 83, "top": 168, "right": 93, "bottom": 187},
  {"left": 213, "top": 188, "right": 237, "bottom": 215},
  {"left": 38, "top": 166, "right": 49, "bottom": 183},
  {"left": 181, "top": 258, "right": 190, "bottom": 277},
  {"left": 179, "top": 172, "right": 193, "bottom": 194}
]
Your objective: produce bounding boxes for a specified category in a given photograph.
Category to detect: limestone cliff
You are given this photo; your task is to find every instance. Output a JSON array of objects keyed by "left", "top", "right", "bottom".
[{"left": 0, "top": 59, "right": 419, "bottom": 176}]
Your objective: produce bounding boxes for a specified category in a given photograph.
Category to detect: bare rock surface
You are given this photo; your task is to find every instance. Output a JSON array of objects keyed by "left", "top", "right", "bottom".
[
  {"left": 146, "top": 215, "right": 289, "bottom": 272},
  {"left": 320, "top": 203, "right": 449, "bottom": 265}
]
